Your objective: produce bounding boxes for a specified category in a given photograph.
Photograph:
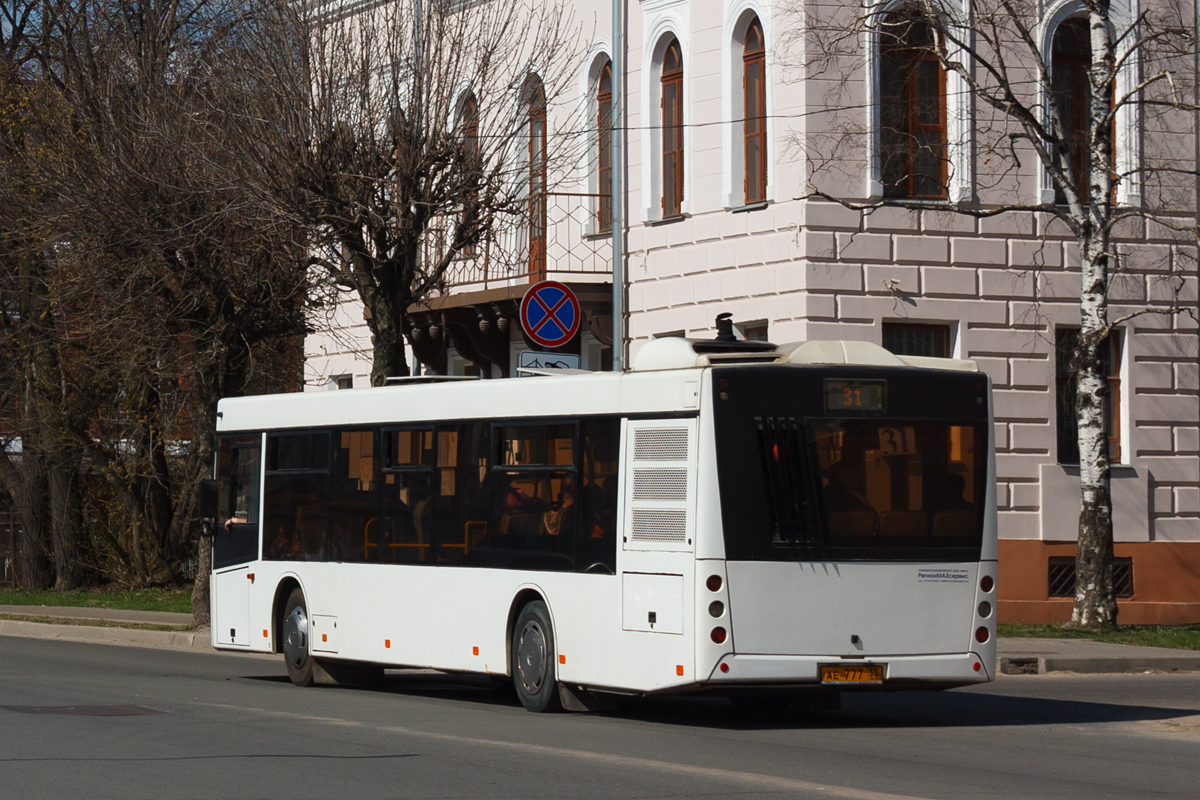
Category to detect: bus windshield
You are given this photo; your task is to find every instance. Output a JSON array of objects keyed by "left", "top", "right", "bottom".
[{"left": 714, "top": 366, "right": 989, "bottom": 562}]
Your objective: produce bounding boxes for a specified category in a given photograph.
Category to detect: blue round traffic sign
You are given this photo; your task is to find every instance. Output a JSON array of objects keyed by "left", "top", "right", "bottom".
[{"left": 520, "top": 281, "right": 581, "bottom": 348}]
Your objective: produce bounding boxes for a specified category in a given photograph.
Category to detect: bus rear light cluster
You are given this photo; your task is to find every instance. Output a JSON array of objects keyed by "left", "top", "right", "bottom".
[
  {"left": 975, "top": 626, "right": 990, "bottom": 644},
  {"left": 706, "top": 574, "right": 723, "bottom": 592},
  {"left": 711, "top": 627, "right": 727, "bottom": 644},
  {"left": 980, "top": 575, "right": 995, "bottom": 594}
]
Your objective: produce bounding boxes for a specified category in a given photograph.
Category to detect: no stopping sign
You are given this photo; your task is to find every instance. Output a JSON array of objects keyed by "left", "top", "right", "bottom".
[{"left": 520, "top": 281, "right": 581, "bottom": 348}]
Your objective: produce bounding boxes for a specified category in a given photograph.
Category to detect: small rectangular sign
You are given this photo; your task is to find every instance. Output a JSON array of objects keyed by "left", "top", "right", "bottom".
[
  {"left": 917, "top": 568, "right": 970, "bottom": 584},
  {"left": 518, "top": 350, "right": 581, "bottom": 374}
]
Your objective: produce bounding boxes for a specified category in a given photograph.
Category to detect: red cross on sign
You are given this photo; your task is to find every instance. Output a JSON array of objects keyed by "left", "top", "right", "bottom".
[{"left": 519, "top": 281, "right": 581, "bottom": 348}]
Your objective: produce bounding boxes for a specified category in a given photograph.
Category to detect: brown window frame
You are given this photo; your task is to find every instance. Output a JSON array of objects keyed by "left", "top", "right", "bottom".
[
  {"left": 460, "top": 93, "right": 480, "bottom": 257},
  {"left": 743, "top": 19, "right": 767, "bottom": 205},
  {"left": 597, "top": 61, "right": 613, "bottom": 233},
  {"left": 881, "top": 322, "right": 951, "bottom": 359},
  {"left": 879, "top": 12, "right": 948, "bottom": 200},
  {"left": 661, "top": 39, "right": 684, "bottom": 219},
  {"left": 527, "top": 78, "right": 547, "bottom": 282},
  {"left": 1055, "top": 327, "right": 1122, "bottom": 465},
  {"left": 1051, "top": 17, "right": 1116, "bottom": 205},
  {"left": 1051, "top": 18, "right": 1089, "bottom": 203}
]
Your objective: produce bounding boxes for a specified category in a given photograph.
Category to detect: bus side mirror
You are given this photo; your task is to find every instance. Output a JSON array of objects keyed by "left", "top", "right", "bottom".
[{"left": 198, "top": 479, "right": 219, "bottom": 535}]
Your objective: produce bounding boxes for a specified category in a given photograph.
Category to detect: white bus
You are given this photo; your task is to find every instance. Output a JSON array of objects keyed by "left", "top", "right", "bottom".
[{"left": 206, "top": 334, "right": 998, "bottom": 712}]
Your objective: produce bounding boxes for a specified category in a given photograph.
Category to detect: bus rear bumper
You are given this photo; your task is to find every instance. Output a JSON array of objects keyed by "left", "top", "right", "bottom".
[{"left": 704, "top": 652, "right": 994, "bottom": 685}]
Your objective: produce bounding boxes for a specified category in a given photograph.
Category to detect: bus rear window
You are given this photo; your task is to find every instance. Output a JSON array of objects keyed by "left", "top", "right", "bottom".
[
  {"left": 811, "top": 419, "right": 983, "bottom": 546},
  {"left": 712, "top": 365, "right": 990, "bottom": 562}
]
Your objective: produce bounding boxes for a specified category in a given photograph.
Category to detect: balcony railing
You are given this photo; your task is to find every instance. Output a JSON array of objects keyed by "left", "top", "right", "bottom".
[{"left": 434, "top": 192, "right": 613, "bottom": 292}]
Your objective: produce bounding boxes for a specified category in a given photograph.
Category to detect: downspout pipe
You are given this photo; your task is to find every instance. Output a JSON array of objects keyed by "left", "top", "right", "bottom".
[{"left": 611, "top": 0, "right": 625, "bottom": 371}]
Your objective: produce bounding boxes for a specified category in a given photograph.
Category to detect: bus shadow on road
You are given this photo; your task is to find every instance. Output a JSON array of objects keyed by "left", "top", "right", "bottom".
[
  {"left": 243, "top": 669, "right": 1200, "bottom": 732},
  {"left": 612, "top": 688, "right": 1200, "bottom": 732}
]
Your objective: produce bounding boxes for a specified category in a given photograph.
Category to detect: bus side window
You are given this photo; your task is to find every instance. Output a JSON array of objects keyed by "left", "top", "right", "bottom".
[
  {"left": 214, "top": 435, "right": 262, "bottom": 569},
  {"left": 330, "top": 429, "right": 377, "bottom": 563},
  {"left": 264, "top": 432, "right": 331, "bottom": 561},
  {"left": 380, "top": 428, "right": 434, "bottom": 564},
  {"left": 217, "top": 436, "right": 261, "bottom": 526},
  {"left": 578, "top": 418, "right": 619, "bottom": 575},
  {"left": 436, "top": 422, "right": 490, "bottom": 567},
  {"left": 489, "top": 424, "right": 577, "bottom": 572}
]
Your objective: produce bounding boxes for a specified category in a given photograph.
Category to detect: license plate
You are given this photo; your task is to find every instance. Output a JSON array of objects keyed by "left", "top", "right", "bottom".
[{"left": 820, "top": 664, "right": 884, "bottom": 684}]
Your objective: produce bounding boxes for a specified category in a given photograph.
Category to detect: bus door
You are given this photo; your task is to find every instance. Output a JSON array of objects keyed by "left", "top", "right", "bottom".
[{"left": 213, "top": 435, "right": 262, "bottom": 646}]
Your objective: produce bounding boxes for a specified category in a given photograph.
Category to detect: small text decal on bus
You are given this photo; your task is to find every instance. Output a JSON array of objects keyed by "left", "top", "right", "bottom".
[{"left": 917, "top": 569, "right": 970, "bottom": 584}]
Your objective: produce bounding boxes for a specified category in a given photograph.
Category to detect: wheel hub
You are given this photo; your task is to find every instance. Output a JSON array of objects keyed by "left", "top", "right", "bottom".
[
  {"left": 517, "top": 620, "right": 547, "bottom": 693},
  {"left": 283, "top": 605, "right": 308, "bottom": 669}
]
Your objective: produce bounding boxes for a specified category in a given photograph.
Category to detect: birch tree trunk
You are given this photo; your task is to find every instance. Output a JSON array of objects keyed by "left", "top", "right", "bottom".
[{"left": 1068, "top": 6, "right": 1119, "bottom": 630}]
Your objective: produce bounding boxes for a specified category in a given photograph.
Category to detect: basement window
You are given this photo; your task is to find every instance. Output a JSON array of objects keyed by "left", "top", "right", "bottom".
[{"left": 1048, "top": 556, "right": 1133, "bottom": 598}]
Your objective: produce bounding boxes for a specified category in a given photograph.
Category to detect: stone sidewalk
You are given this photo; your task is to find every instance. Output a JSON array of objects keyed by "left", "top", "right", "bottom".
[
  {"left": 2, "top": 604, "right": 1199, "bottom": 674},
  {"left": 997, "top": 636, "right": 1200, "bottom": 675},
  {"left": 0, "top": 604, "right": 211, "bottom": 652}
]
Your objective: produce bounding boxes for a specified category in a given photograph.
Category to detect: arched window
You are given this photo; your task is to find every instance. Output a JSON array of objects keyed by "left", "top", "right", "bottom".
[
  {"left": 597, "top": 60, "right": 613, "bottom": 233},
  {"left": 460, "top": 93, "right": 479, "bottom": 257},
  {"left": 661, "top": 38, "right": 684, "bottom": 218},
  {"left": 742, "top": 18, "right": 767, "bottom": 204},
  {"left": 879, "top": 11, "right": 947, "bottom": 199},
  {"left": 1051, "top": 17, "right": 1090, "bottom": 201},
  {"left": 526, "top": 77, "right": 547, "bottom": 281}
]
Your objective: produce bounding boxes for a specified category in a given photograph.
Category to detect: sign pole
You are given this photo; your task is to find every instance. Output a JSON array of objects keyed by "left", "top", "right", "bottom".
[{"left": 611, "top": 0, "right": 624, "bottom": 372}]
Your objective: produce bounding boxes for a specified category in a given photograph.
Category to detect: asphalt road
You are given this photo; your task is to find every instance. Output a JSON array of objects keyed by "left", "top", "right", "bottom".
[{"left": 1, "top": 636, "right": 1198, "bottom": 800}]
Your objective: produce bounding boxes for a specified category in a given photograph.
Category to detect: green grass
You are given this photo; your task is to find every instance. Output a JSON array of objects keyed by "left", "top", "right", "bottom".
[
  {"left": 999, "top": 623, "right": 1200, "bottom": 651},
  {"left": 0, "top": 588, "right": 193, "bottom": 614}
]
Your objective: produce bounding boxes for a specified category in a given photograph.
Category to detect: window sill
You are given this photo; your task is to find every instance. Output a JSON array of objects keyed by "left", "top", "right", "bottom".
[
  {"left": 729, "top": 201, "right": 769, "bottom": 214},
  {"left": 881, "top": 197, "right": 951, "bottom": 207},
  {"left": 583, "top": 229, "right": 614, "bottom": 241},
  {"left": 1054, "top": 462, "right": 1134, "bottom": 471},
  {"left": 647, "top": 214, "right": 688, "bottom": 227}
]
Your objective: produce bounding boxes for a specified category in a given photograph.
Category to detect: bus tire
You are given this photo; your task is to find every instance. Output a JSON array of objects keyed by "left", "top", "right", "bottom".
[
  {"left": 282, "top": 587, "right": 315, "bottom": 687},
  {"left": 511, "top": 601, "right": 562, "bottom": 713}
]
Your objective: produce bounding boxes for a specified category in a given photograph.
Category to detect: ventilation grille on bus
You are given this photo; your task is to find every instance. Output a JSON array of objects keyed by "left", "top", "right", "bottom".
[
  {"left": 633, "top": 428, "right": 689, "bottom": 461},
  {"left": 631, "top": 509, "right": 688, "bottom": 542},
  {"left": 633, "top": 469, "right": 688, "bottom": 502}
]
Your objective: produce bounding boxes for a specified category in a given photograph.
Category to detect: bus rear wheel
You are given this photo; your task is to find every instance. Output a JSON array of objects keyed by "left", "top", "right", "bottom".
[
  {"left": 282, "top": 588, "right": 314, "bottom": 687},
  {"left": 511, "top": 601, "right": 562, "bottom": 713}
]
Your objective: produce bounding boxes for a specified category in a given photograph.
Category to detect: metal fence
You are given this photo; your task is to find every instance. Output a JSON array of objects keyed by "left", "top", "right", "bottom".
[{"left": 437, "top": 192, "right": 613, "bottom": 292}]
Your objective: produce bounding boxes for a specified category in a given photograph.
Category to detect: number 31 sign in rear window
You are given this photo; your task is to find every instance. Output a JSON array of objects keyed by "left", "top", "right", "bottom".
[{"left": 824, "top": 379, "right": 886, "bottom": 413}]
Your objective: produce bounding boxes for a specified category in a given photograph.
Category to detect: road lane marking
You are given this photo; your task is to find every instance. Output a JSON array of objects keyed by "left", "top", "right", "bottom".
[{"left": 201, "top": 702, "right": 937, "bottom": 800}]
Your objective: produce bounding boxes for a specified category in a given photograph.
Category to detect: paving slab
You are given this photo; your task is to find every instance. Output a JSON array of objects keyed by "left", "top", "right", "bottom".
[
  {"left": 0, "top": 605, "right": 192, "bottom": 627},
  {"left": 998, "top": 636, "right": 1200, "bottom": 675},
  {"left": 3, "top": 608, "right": 1198, "bottom": 675},
  {"left": 0, "top": 619, "right": 213, "bottom": 652}
]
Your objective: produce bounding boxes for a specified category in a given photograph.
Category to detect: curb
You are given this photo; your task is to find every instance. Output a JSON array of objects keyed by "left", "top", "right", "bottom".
[
  {"left": 1000, "top": 655, "right": 1200, "bottom": 675},
  {"left": 0, "top": 619, "right": 214, "bottom": 653}
]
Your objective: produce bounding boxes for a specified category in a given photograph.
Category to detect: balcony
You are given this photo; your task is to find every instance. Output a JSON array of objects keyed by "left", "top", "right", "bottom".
[{"left": 435, "top": 192, "right": 613, "bottom": 292}]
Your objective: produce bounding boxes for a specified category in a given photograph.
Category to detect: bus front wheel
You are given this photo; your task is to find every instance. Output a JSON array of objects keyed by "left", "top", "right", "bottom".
[
  {"left": 282, "top": 588, "right": 314, "bottom": 687},
  {"left": 511, "top": 601, "right": 562, "bottom": 713}
]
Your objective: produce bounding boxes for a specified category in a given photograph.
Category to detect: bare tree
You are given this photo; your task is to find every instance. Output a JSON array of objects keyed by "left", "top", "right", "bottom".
[
  {"left": 2, "top": 1, "right": 316, "bottom": 610},
  {"left": 790, "top": 0, "right": 1198, "bottom": 628},
  {"left": 0, "top": 2, "right": 87, "bottom": 590},
  {"left": 227, "top": 0, "right": 586, "bottom": 385}
]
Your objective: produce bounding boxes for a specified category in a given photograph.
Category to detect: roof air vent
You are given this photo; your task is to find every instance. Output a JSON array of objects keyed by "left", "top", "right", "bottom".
[
  {"left": 714, "top": 312, "right": 738, "bottom": 343},
  {"left": 631, "top": 313, "right": 780, "bottom": 370}
]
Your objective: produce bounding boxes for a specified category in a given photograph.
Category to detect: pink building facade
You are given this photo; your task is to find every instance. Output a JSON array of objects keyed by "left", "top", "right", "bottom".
[{"left": 305, "top": 0, "right": 1200, "bottom": 623}]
